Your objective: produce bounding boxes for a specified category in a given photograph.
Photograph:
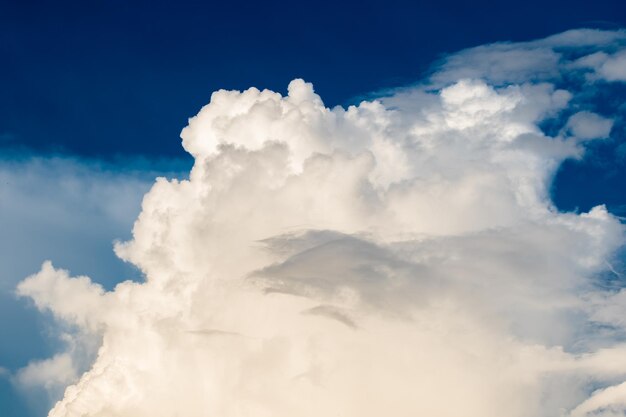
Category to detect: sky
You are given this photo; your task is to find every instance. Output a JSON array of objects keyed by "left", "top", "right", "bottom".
[{"left": 2, "top": 1, "right": 626, "bottom": 416}]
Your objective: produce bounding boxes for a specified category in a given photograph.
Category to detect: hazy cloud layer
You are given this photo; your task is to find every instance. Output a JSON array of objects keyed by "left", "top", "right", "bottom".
[
  {"left": 14, "top": 29, "right": 626, "bottom": 417},
  {"left": 0, "top": 156, "right": 168, "bottom": 290},
  {"left": 0, "top": 156, "right": 187, "bottom": 412}
]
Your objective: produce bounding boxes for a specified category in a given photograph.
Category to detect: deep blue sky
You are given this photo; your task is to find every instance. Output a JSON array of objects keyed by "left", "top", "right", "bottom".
[
  {"left": 2, "top": 0, "right": 626, "bottom": 215},
  {"left": 2, "top": 0, "right": 624, "bottom": 157}
]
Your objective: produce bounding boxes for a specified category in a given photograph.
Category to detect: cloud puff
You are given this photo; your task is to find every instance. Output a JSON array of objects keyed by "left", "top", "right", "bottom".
[
  {"left": 14, "top": 353, "right": 78, "bottom": 394},
  {"left": 15, "top": 29, "right": 626, "bottom": 417},
  {"left": 573, "top": 50, "right": 626, "bottom": 82},
  {"left": 599, "top": 50, "right": 626, "bottom": 81},
  {"left": 566, "top": 111, "right": 614, "bottom": 140}
]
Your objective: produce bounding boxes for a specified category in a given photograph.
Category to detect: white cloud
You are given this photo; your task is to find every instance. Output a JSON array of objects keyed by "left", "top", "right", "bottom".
[
  {"left": 566, "top": 111, "right": 614, "bottom": 140},
  {"left": 569, "top": 381, "right": 626, "bottom": 417},
  {"left": 567, "top": 49, "right": 626, "bottom": 83},
  {"left": 539, "top": 28, "right": 626, "bottom": 48},
  {"left": 13, "top": 29, "right": 626, "bottom": 417},
  {"left": 598, "top": 50, "right": 626, "bottom": 81},
  {"left": 431, "top": 44, "right": 561, "bottom": 85},
  {"left": 17, "top": 262, "right": 108, "bottom": 332},
  {"left": 430, "top": 28, "right": 626, "bottom": 87},
  {"left": 15, "top": 353, "right": 78, "bottom": 392}
]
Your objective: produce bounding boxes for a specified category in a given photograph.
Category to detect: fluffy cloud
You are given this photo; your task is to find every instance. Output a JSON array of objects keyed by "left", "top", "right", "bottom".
[
  {"left": 573, "top": 50, "right": 626, "bottom": 82},
  {"left": 599, "top": 50, "right": 626, "bottom": 81},
  {"left": 15, "top": 29, "right": 626, "bottom": 417},
  {"left": 565, "top": 111, "right": 613, "bottom": 140}
]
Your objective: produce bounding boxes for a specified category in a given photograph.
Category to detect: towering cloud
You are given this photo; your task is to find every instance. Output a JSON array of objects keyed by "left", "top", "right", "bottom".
[{"left": 16, "top": 29, "right": 626, "bottom": 416}]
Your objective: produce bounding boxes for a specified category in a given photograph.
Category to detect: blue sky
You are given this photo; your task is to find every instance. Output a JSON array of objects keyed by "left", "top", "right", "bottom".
[
  {"left": 2, "top": 1, "right": 626, "bottom": 416},
  {"left": 2, "top": 0, "right": 626, "bottom": 213},
  {"left": 2, "top": 0, "right": 624, "bottom": 157}
]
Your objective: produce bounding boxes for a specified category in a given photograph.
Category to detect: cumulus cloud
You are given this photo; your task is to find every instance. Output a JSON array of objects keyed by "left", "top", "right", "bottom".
[
  {"left": 566, "top": 111, "right": 614, "bottom": 140},
  {"left": 598, "top": 50, "right": 626, "bottom": 81},
  {"left": 572, "top": 49, "right": 626, "bottom": 83},
  {"left": 15, "top": 353, "right": 78, "bottom": 394},
  {"left": 14, "top": 29, "right": 626, "bottom": 417}
]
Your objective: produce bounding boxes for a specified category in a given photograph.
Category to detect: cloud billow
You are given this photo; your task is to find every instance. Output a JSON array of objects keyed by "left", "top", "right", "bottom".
[{"left": 15, "top": 29, "right": 626, "bottom": 417}]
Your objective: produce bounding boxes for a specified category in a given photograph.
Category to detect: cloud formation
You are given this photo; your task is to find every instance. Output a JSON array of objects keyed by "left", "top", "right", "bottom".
[{"left": 15, "top": 29, "right": 626, "bottom": 417}]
